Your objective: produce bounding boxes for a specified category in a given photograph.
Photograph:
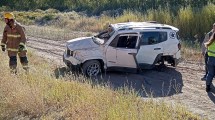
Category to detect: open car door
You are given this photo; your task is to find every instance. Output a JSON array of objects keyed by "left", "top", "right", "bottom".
[{"left": 106, "top": 33, "right": 139, "bottom": 70}]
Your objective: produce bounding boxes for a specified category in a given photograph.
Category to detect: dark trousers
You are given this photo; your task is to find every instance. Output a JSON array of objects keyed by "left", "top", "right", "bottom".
[
  {"left": 9, "top": 56, "right": 28, "bottom": 70},
  {"left": 206, "top": 56, "right": 215, "bottom": 86},
  {"left": 9, "top": 56, "right": 17, "bottom": 70},
  {"left": 204, "top": 52, "right": 208, "bottom": 77}
]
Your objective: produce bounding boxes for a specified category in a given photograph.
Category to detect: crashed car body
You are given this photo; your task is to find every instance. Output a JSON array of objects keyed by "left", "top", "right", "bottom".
[{"left": 63, "top": 22, "right": 181, "bottom": 76}]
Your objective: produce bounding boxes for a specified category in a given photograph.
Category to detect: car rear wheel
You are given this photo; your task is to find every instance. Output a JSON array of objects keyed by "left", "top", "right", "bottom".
[{"left": 82, "top": 60, "right": 101, "bottom": 77}]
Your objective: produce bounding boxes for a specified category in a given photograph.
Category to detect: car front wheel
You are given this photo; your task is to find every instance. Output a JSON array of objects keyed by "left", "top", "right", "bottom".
[{"left": 82, "top": 60, "right": 101, "bottom": 77}]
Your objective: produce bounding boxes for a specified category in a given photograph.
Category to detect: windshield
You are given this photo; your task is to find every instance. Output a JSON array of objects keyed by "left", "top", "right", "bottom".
[{"left": 92, "top": 36, "right": 105, "bottom": 45}]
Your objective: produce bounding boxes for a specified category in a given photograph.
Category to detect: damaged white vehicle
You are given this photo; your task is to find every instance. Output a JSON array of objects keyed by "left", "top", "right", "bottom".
[{"left": 63, "top": 22, "right": 181, "bottom": 76}]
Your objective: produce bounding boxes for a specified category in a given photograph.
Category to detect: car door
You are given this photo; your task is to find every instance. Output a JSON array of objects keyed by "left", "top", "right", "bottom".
[
  {"left": 106, "top": 33, "right": 139, "bottom": 68},
  {"left": 136, "top": 31, "right": 166, "bottom": 67},
  {"left": 115, "top": 34, "right": 138, "bottom": 68}
]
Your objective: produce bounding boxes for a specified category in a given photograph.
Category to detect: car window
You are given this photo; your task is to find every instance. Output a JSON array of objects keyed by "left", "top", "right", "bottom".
[
  {"left": 140, "top": 32, "right": 167, "bottom": 45},
  {"left": 109, "top": 34, "right": 138, "bottom": 49},
  {"left": 117, "top": 35, "right": 137, "bottom": 49}
]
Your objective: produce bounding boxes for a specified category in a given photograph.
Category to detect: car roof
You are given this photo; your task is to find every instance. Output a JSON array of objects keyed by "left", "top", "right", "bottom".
[{"left": 111, "top": 22, "right": 179, "bottom": 32}]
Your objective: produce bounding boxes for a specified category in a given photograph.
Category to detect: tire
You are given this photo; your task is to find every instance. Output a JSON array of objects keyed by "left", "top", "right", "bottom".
[
  {"left": 154, "top": 63, "right": 166, "bottom": 72},
  {"left": 82, "top": 60, "right": 101, "bottom": 77}
]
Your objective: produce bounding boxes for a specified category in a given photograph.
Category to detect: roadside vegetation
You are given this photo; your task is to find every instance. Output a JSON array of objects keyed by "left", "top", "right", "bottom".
[
  {"left": 0, "top": 50, "right": 205, "bottom": 119},
  {"left": 1, "top": 2, "right": 215, "bottom": 40},
  {"left": 0, "top": 0, "right": 213, "bottom": 15}
]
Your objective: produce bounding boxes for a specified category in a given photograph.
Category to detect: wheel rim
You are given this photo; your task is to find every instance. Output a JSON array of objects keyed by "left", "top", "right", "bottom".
[{"left": 86, "top": 63, "right": 100, "bottom": 76}]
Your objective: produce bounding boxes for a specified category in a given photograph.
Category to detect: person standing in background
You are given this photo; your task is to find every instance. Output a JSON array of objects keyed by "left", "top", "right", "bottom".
[
  {"left": 201, "top": 23, "right": 215, "bottom": 80},
  {"left": 1, "top": 12, "right": 29, "bottom": 74},
  {"left": 204, "top": 32, "right": 215, "bottom": 92}
]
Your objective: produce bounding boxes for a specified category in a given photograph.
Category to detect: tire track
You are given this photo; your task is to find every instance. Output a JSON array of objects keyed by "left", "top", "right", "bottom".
[
  {"left": 28, "top": 45, "right": 63, "bottom": 57},
  {"left": 28, "top": 36, "right": 66, "bottom": 48},
  {"left": 27, "top": 36, "right": 65, "bottom": 54}
]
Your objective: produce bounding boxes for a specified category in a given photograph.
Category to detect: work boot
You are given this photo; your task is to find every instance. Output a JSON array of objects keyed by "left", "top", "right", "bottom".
[
  {"left": 201, "top": 77, "right": 206, "bottom": 81},
  {"left": 23, "top": 66, "right": 29, "bottom": 74},
  {"left": 206, "top": 85, "right": 211, "bottom": 92},
  {"left": 10, "top": 68, "right": 17, "bottom": 75},
  {"left": 201, "top": 75, "right": 206, "bottom": 81}
]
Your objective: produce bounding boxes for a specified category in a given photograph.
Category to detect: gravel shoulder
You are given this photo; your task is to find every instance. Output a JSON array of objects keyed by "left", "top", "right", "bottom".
[{"left": 27, "top": 35, "right": 215, "bottom": 120}]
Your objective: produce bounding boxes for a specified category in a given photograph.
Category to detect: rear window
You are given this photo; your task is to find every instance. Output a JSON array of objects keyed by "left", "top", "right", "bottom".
[{"left": 140, "top": 32, "right": 167, "bottom": 45}]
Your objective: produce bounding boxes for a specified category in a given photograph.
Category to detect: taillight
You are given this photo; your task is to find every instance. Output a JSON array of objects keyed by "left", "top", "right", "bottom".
[{"left": 178, "top": 43, "right": 181, "bottom": 50}]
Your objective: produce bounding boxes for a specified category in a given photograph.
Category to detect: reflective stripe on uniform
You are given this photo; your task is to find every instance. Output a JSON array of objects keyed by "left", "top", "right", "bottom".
[
  {"left": 7, "top": 34, "right": 21, "bottom": 38},
  {"left": 208, "top": 42, "right": 215, "bottom": 57},
  {"left": 208, "top": 50, "right": 215, "bottom": 57},
  {"left": 1, "top": 43, "right": 6, "bottom": 46},
  {"left": 23, "top": 47, "right": 27, "bottom": 51},
  {"left": 208, "top": 50, "right": 215, "bottom": 54},
  {"left": 19, "top": 42, "right": 25, "bottom": 46},
  {"left": 7, "top": 48, "right": 19, "bottom": 52},
  {"left": 19, "top": 42, "right": 27, "bottom": 51},
  {"left": 23, "top": 65, "right": 28, "bottom": 68}
]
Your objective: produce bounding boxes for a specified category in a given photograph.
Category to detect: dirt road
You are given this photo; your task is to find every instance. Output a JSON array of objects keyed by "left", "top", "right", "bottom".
[{"left": 27, "top": 35, "right": 215, "bottom": 120}]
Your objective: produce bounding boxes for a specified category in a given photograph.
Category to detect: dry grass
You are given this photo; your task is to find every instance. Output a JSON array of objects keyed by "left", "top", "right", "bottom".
[
  {"left": 181, "top": 40, "right": 203, "bottom": 63},
  {"left": 0, "top": 51, "right": 205, "bottom": 119},
  {"left": 0, "top": 21, "right": 4, "bottom": 33},
  {"left": 25, "top": 25, "right": 94, "bottom": 41}
]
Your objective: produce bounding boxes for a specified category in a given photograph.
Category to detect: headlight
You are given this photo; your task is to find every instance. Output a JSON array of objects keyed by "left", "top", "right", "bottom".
[{"left": 66, "top": 47, "right": 73, "bottom": 56}]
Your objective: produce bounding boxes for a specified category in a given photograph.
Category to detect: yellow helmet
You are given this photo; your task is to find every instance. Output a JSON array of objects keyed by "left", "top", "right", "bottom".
[{"left": 4, "top": 12, "right": 15, "bottom": 19}]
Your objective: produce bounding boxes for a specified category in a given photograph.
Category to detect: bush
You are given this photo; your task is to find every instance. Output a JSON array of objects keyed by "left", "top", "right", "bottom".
[
  {"left": 34, "top": 9, "right": 43, "bottom": 13},
  {"left": 0, "top": 6, "right": 11, "bottom": 12},
  {"left": 45, "top": 8, "right": 60, "bottom": 13},
  {"left": 35, "top": 14, "right": 55, "bottom": 25}
]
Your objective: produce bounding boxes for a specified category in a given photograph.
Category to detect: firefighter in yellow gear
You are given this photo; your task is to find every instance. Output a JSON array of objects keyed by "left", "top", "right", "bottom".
[{"left": 1, "top": 12, "right": 29, "bottom": 73}]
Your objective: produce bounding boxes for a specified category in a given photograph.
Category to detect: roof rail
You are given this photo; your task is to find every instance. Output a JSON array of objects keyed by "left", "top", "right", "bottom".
[
  {"left": 145, "top": 21, "right": 158, "bottom": 23},
  {"left": 118, "top": 26, "right": 171, "bottom": 31}
]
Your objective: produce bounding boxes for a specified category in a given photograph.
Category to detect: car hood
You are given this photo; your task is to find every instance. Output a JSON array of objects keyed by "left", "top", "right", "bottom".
[{"left": 66, "top": 37, "right": 98, "bottom": 50}]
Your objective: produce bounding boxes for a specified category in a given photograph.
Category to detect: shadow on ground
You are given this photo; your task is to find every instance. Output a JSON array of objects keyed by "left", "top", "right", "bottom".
[
  {"left": 54, "top": 66, "right": 81, "bottom": 78},
  {"left": 208, "top": 84, "right": 215, "bottom": 104},
  {"left": 54, "top": 66, "right": 183, "bottom": 98}
]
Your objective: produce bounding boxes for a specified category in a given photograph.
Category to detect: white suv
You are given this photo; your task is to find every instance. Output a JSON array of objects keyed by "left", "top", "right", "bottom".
[{"left": 63, "top": 22, "right": 181, "bottom": 76}]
